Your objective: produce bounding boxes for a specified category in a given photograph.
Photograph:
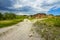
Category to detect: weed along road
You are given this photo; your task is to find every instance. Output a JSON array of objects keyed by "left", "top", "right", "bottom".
[{"left": 0, "top": 19, "right": 42, "bottom": 40}]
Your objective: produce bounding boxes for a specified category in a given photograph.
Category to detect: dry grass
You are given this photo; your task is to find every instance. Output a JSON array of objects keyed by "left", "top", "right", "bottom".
[{"left": 34, "top": 17, "right": 60, "bottom": 40}]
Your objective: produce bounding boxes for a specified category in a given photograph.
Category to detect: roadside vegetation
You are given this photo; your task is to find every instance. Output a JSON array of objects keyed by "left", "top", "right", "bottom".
[
  {"left": 34, "top": 17, "right": 60, "bottom": 40},
  {"left": 0, "top": 12, "right": 28, "bottom": 28},
  {"left": 0, "top": 19, "right": 23, "bottom": 28}
]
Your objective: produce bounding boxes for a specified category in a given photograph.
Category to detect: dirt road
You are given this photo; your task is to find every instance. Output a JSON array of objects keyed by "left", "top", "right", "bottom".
[{"left": 0, "top": 19, "right": 42, "bottom": 40}]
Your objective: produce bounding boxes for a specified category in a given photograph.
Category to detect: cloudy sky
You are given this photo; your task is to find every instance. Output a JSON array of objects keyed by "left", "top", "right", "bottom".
[{"left": 0, "top": 0, "right": 60, "bottom": 15}]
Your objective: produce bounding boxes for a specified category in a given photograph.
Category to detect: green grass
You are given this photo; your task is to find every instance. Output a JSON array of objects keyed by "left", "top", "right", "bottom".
[
  {"left": 0, "top": 19, "right": 23, "bottom": 28},
  {"left": 34, "top": 17, "right": 60, "bottom": 40},
  {"left": 28, "top": 17, "right": 35, "bottom": 20}
]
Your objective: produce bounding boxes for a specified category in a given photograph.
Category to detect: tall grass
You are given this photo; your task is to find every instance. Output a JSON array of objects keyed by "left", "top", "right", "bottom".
[
  {"left": 0, "top": 19, "right": 23, "bottom": 28},
  {"left": 34, "top": 17, "right": 60, "bottom": 40}
]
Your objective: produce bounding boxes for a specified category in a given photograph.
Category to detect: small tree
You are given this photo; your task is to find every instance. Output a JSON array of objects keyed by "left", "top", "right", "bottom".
[{"left": 0, "top": 12, "right": 3, "bottom": 20}]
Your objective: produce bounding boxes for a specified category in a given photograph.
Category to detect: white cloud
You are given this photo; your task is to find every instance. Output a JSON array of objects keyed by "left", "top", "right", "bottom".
[
  {"left": 52, "top": 4, "right": 60, "bottom": 10},
  {"left": 45, "top": 0, "right": 60, "bottom": 4},
  {"left": 13, "top": 4, "right": 23, "bottom": 8},
  {"left": 16, "top": 12, "right": 31, "bottom": 15},
  {"left": 9, "top": 0, "right": 60, "bottom": 13}
]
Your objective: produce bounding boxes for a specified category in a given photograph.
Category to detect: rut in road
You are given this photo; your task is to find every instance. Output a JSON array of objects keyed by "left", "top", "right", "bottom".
[{"left": 0, "top": 19, "right": 42, "bottom": 40}]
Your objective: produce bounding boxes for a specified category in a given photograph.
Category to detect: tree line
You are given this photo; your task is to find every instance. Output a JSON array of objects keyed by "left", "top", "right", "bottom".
[
  {"left": 1, "top": 12, "right": 58, "bottom": 20},
  {"left": 0, "top": 12, "right": 29, "bottom": 20},
  {"left": 0, "top": 12, "right": 16, "bottom": 20}
]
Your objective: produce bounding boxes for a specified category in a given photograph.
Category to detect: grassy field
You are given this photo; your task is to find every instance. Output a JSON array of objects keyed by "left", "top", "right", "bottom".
[
  {"left": 0, "top": 19, "right": 23, "bottom": 28},
  {"left": 34, "top": 17, "right": 60, "bottom": 40}
]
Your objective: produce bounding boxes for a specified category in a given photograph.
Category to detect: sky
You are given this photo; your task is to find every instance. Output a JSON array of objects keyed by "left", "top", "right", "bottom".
[{"left": 0, "top": 0, "right": 60, "bottom": 15}]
